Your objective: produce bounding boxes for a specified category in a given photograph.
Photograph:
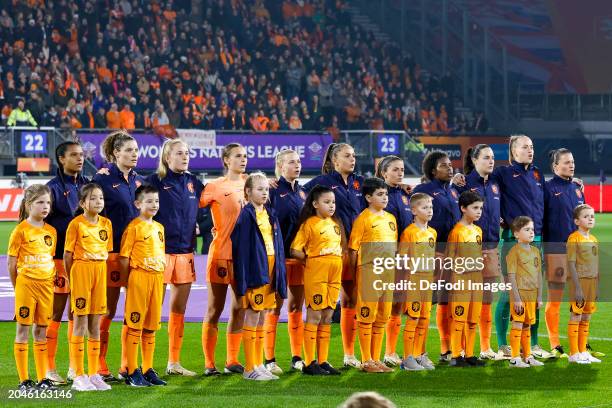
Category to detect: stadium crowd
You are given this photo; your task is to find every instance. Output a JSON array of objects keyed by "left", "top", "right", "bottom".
[{"left": 0, "top": 0, "right": 488, "bottom": 134}]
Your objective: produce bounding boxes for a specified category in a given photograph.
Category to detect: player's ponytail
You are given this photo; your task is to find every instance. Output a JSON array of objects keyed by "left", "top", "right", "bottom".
[
  {"left": 101, "top": 130, "right": 135, "bottom": 163},
  {"left": 55, "top": 141, "right": 81, "bottom": 175},
  {"left": 321, "top": 143, "right": 352, "bottom": 175},
  {"left": 548, "top": 148, "right": 571, "bottom": 171},
  {"left": 375, "top": 155, "right": 402, "bottom": 179},
  {"left": 274, "top": 149, "right": 298, "bottom": 179},
  {"left": 463, "top": 144, "right": 491, "bottom": 175},
  {"left": 19, "top": 184, "right": 52, "bottom": 222},
  {"left": 508, "top": 134, "right": 530, "bottom": 163}
]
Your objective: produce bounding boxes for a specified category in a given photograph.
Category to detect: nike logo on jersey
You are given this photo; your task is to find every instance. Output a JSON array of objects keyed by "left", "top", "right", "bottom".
[
  {"left": 331, "top": 185, "right": 339, "bottom": 189},
  {"left": 512, "top": 174, "right": 520, "bottom": 178},
  {"left": 432, "top": 192, "right": 440, "bottom": 196},
  {"left": 82, "top": 235, "right": 89, "bottom": 238},
  {"left": 29, "top": 239, "right": 36, "bottom": 242},
  {"left": 163, "top": 186, "right": 172, "bottom": 190},
  {"left": 280, "top": 193, "right": 289, "bottom": 197},
  {"left": 371, "top": 224, "right": 379, "bottom": 228},
  {"left": 554, "top": 192, "right": 562, "bottom": 196},
  {"left": 113, "top": 183, "right": 121, "bottom": 188},
  {"left": 144, "top": 235, "right": 151, "bottom": 240},
  {"left": 320, "top": 231, "right": 325, "bottom": 235},
  {"left": 224, "top": 192, "right": 232, "bottom": 196}
]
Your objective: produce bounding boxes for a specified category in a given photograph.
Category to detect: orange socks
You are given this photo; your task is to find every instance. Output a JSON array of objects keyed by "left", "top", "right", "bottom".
[
  {"left": 465, "top": 323, "right": 477, "bottom": 358},
  {"left": 33, "top": 341, "right": 48, "bottom": 382},
  {"left": 510, "top": 327, "right": 521, "bottom": 358},
  {"left": 521, "top": 327, "right": 531, "bottom": 358},
  {"left": 287, "top": 311, "right": 304, "bottom": 358},
  {"left": 437, "top": 305, "right": 450, "bottom": 354},
  {"left": 578, "top": 321, "right": 590, "bottom": 353},
  {"left": 317, "top": 324, "right": 331, "bottom": 363},
  {"left": 168, "top": 312, "right": 185, "bottom": 364},
  {"left": 403, "top": 318, "right": 418, "bottom": 358},
  {"left": 70, "top": 335, "right": 85, "bottom": 377},
  {"left": 479, "top": 304, "right": 492, "bottom": 351},
  {"left": 450, "top": 319, "right": 464, "bottom": 358},
  {"left": 120, "top": 323, "right": 129, "bottom": 372},
  {"left": 141, "top": 331, "right": 155, "bottom": 373},
  {"left": 358, "top": 322, "right": 372, "bottom": 362},
  {"left": 568, "top": 321, "right": 579, "bottom": 355},
  {"left": 303, "top": 323, "right": 318, "bottom": 365},
  {"left": 226, "top": 332, "right": 242, "bottom": 366},
  {"left": 87, "top": 339, "right": 100, "bottom": 376},
  {"left": 371, "top": 321, "right": 385, "bottom": 362},
  {"left": 264, "top": 313, "right": 279, "bottom": 361},
  {"left": 126, "top": 328, "right": 141, "bottom": 374},
  {"left": 341, "top": 308, "right": 357, "bottom": 356},
  {"left": 385, "top": 315, "right": 402, "bottom": 356},
  {"left": 46, "top": 320, "right": 60, "bottom": 370},
  {"left": 255, "top": 327, "right": 264, "bottom": 367},
  {"left": 201, "top": 322, "right": 218, "bottom": 369},
  {"left": 242, "top": 326, "right": 257, "bottom": 372},
  {"left": 545, "top": 301, "right": 561, "bottom": 349},
  {"left": 98, "top": 316, "right": 112, "bottom": 374},
  {"left": 14, "top": 342, "right": 29, "bottom": 382},
  {"left": 415, "top": 318, "right": 429, "bottom": 356}
]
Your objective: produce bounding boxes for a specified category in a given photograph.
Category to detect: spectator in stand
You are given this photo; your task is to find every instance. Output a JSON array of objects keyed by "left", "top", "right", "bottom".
[
  {"left": 120, "top": 104, "right": 135, "bottom": 130},
  {"left": 7, "top": 98, "right": 37, "bottom": 127},
  {"left": 105, "top": 104, "right": 121, "bottom": 129}
]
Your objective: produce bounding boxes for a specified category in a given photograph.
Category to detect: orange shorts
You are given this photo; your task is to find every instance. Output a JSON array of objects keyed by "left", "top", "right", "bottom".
[
  {"left": 482, "top": 248, "right": 501, "bottom": 279},
  {"left": 124, "top": 268, "right": 164, "bottom": 331},
  {"left": 404, "top": 273, "right": 433, "bottom": 318},
  {"left": 569, "top": 278, "right": 597, "bottom": 314},
  {"left": 70, "top": 260, "right": 107, "bottom": 315},
  {"left": 545, "top": 253, "right": 567, "bottom": 284},
  {"left": 207, "top": 258, "right": 234, "bottom": 285},
  {"left": 450, "top": 272, "right": 483, "bottom": 324},
  {"left": 164, "top": 253, "right": 196, "bottom": 285},
  {"left": 304, "top": 255, "right": 342, "bottom": 310},
  {"left": 510, "top": 289, "right": 537, "bottom": 324},
  {"left": 53, "top": 259, "right": 70, "bottom": 294},
  {"left": 15, "top": 274, "right": 53, "bottom": 326},
  {"left": 242, "top": 256, "right": 276, "bottom": 311},
  {"left": 107, "top": 253, "right": 128, "bottom": 287},
  {"left": 286, "top": 258, "right": 304, "bottom": 286}
]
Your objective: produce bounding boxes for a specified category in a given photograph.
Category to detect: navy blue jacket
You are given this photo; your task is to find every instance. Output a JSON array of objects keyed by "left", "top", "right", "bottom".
[
  {"left": 303, "top": 171, "right": 366, "bottom": 237},
  {"left": 269, "top": 176, "right": 305, "bottom": 256},
  {"left": 412, "top": 178, "right": 460, "bottom": 243},
  {"left": 146, "top": 170, "right": 204, "bottom": 254},
  {"left": 543, "top": 175, "right": 585, "bottom": 251},
  {"left": 386, "top": 184, "right": 413, "bottom": 235},
  {"left": 46, "top": 169, "right": 89, "bottom": 259},
  {"left": 492, "top": 161, "right": 544, "bottom": 236},
  {"left": 231, "top": 203, "right": 287, "bottom": 298},
  {"left": 93, "top": 163, "right": 144, "bottom": 253},
  {"left": 456, "top": 170, "right": 501, "bottom": 249}
]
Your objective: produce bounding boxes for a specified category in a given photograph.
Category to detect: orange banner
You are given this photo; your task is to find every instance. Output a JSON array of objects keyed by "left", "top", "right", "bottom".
[
  {"left": 0, "top": 189, "right": 24, "bottom": 221},
  {"left": 17, "top": 158, "right": 51, "bottom": 172}
]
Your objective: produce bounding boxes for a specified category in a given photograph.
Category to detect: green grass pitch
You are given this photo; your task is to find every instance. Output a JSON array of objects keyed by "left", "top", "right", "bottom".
[{"left": 0, "top": 217, "right": 611, "bottom": 407}]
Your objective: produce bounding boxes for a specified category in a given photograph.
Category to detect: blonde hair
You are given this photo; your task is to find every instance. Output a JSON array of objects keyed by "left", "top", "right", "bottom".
[
  {"left": 409, "top": 192, "right": 432, "bottom": 208},
  {"left": 274, "top": 149, "right": 298, "bottom": 179},
  {"left": 157, "top": 139, "right": 189, "bottom": 179},
  {"left": 101, "top": 130, "right": 135, "bottom": 163},
  {"left": 244, "top": 171, "right": 268, "bottom": 201},
  {"left": 321, "top": 143, "right": 352, "bottom": 174},
  {"left": 508, "top": 134, "right": 531, "bottom": 162},
  {"left": 19, "top": 184, "right": 52, "bottom": 222}
]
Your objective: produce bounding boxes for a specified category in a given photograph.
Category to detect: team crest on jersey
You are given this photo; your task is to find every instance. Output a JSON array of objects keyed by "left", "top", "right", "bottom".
[
  {"left": 313, "top": 294, "right": 323, "bottom": 305},
  {"left": 454, "top": 306, "right": 464, "bottom": 316},
  {"left": 217, "top": 267, "right": 228, "bottom": 278},
  {"left": 428, "top": 237, "right": 435, "bottom": 248},
  {"left": 135, "top": 180, "right": 142, "bottom": 188},
  {"left": 360, "top": 307, "right": 370, "bottom": 318},
  {"left": 99, "top": 230, "right": 108, "bottom": 241},
  {"left": 158, "top": 231, "right": 164, "bottom": 242},
  {"left": 411, "top": 302, "right": 420, "bottom": 312},
  {"left": 75, "top": 297, "right": 86, "bottom": 310},
  {"left": 130, "top": 312, "right": 141, "bottom": 323},
  {"left": 19, "top": 306, "right": 30, "bottom": 319},
  {"left": 516, "top": 307, "right": 524, "bottom": 316},
  {"left": 187, "top": 182, "right": 195, "bottom": 193},
  {"left": 54, "top": 276, "right": 66, "bottom": 288},
  {"left": 575, "top": 189, "right": 581, "bottom": 198},
  {"left": 299, "top": 190, "right": 306, "bottom": 200},
  {"left": 389, "top": 222, "right": 396, "bottom": 232},
  {"left": 353, "top": 180, "right": 360, "bottom": 190},
  {"left": 254, "top": 294, "right": 264, "bottom": 305},
  {"left": 110, "top": 271, "right": 120, "bottom": 282},
  {"left": 575, "top": 299, "right": 585, "bottom": 309},
  {"left": 491, "top": 184, "right": 499, "bottom": 194},
  {"left": 44, "top": 235, "right": 53, "bottom": 247},
  {"left": 555, "top": 267, "right": 565, "bottom": 277},
  {"left": 476, "top": 235, "right": 482, "bottom": 245},
  {"left": 534, "top": 257, "right": 539, "bottom": 267},
  {"left": 401, "top": 195, "right": 409, "bottom": 205},
  {"left": 334, "top": 225, "right": 341, "bottom": 235},
  {"left": 533, "top": 170, "right": 540, "bottom": 182}
]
